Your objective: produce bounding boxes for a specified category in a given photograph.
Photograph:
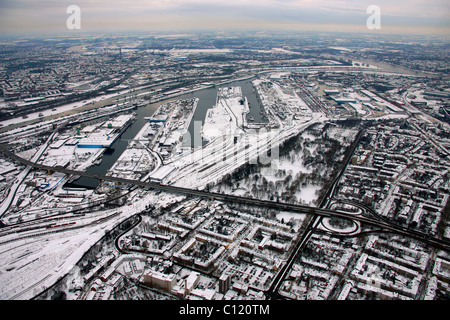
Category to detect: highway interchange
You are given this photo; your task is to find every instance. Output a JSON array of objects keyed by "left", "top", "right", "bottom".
[
  {"left": 1, "top": 143, "right": 449, "bottom": 253},
  {"left": 0, "top": 66, "right": 448, "bottom": 300}
]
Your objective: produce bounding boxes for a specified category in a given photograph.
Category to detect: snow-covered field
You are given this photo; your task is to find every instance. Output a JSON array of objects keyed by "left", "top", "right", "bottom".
[
  {"left": 0, "top": 189, "right": 188, "bottom": 300},
  {"left": 0, "top": 84, "right": 148, "bottom": 129},
  {"left": 296, "top": 185, "right": 322, "bottom": 205},
  {"left": 0, "top": 208, "right": 126, "bottom": 300},
  {"left": 162, "top": 82, "right": 324, "bottom": 189},
  {"left": 212, "top": 120, "right": 360, "bottom": 208}
]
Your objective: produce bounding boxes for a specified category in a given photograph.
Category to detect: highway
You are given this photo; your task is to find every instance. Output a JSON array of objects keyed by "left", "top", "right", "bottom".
[
  {"left": 1, "top": 144, "right": 449, "bottom": 252},
  {"left": 266, "top": 129, "right": 364, "bottom": 299}
]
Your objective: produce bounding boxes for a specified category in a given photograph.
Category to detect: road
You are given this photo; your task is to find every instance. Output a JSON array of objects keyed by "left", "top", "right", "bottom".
[
  {"left": 265, "top": 129, "right": 365, "bottom": 299},
  {"left": 1, "top": 144, "right": 449, "bottom": 252}
]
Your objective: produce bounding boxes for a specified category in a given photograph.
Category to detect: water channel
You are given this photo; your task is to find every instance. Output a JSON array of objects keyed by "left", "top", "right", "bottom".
[
  {"left": 66, "top": 77, "right": 267, "bottom": 189},
  {"left": 65, "top": 58, "right": 433, "bottom": 189}
]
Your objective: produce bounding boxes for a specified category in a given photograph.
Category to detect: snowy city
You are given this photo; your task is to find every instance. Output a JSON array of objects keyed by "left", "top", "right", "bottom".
[{"left": 0, "top": 1, "right": 449, "bottom": 311}]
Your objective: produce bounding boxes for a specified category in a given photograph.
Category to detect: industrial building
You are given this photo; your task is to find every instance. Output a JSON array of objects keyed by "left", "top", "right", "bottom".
[{"left": 145, "top": 115, "right": 168, "bottom": 123}]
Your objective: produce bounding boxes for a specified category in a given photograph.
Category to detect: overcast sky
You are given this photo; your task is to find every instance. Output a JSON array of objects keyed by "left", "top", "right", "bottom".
[{"left": 0, "top": 0, "right": 448, "bottom": 35}]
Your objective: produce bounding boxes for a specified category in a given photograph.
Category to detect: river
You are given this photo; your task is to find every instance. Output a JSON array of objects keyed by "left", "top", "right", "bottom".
[{"left": 66, "top": 58, "right": 435, "bottom": 189}]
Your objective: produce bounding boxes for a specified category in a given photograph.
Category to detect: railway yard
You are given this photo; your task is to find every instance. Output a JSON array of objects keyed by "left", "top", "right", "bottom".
[{"left": 0, "top": 44, "right": 449, "bottom": 301}]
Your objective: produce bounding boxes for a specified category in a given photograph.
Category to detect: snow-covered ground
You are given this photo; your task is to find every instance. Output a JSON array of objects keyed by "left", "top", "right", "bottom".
[
  {"left": 167, "top": 116, "right": 321, "bottom": 190},
  {"left": 0, "top": 93, "right": 115, "bottom": 128},
  {"left": 162, "top": 82, "right": 324, "bottom": 189},
  {"left": 295, "top": 185, "right": 322, "bottom": 206},
  {"left": 0, "top": 188, "right": 188, "bottom": 300},
  {"left": 202, "top": 86, "right": 248, "bottom": 142},
  {"left": 0, "top": 207, "right": 130, "bottom": 300},
  {"left": 0, "top": 83, "right": 153, "bottom": 129}
]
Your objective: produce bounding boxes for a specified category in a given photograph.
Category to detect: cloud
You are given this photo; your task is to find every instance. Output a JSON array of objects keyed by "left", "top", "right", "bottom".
[{"left": 0, "top": 0, "right": 448, "bottom": 34}]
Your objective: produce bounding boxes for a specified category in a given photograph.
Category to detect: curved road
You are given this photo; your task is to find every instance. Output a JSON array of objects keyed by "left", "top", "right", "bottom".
[{"left": 1, "top": 144, "right": 449, "bottom": 252}]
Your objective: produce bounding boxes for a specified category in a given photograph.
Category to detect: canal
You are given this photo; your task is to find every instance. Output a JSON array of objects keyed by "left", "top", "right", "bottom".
[{"left": 66, "top": 77, "right": 267, "bottom": 189}]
